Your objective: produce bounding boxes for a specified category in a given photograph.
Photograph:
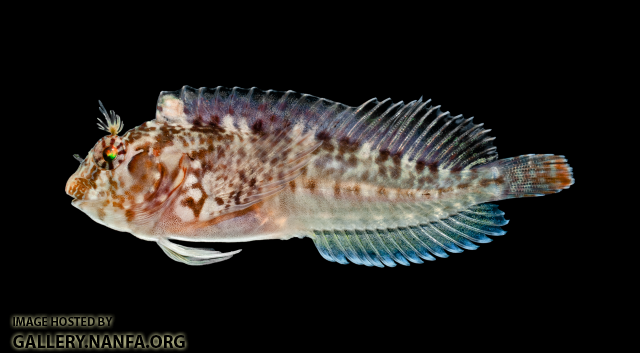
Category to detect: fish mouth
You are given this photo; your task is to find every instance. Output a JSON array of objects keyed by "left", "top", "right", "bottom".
[{"left": 65, "top": 177, "right": 93, "bottom": 201}]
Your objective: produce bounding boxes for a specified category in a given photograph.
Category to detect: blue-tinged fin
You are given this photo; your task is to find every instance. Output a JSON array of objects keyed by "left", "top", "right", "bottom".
[
  {"left": 311, "top": 203, "right": 508, "bottom": 267},
  {"left": 155, "top": 85, "right": 497, "bottom": 170}
]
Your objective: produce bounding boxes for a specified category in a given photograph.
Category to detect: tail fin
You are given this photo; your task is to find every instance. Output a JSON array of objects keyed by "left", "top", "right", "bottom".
[{"left": 494, "top": 154, "right": 574, "bottom": 199}]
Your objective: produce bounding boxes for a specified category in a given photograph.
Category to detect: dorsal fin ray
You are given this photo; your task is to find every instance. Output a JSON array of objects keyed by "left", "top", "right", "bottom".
[{"left": 156, "top": 86, "right": 496, "bottom": 170}]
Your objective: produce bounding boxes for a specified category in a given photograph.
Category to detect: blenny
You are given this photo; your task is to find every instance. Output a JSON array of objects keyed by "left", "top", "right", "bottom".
[{"left": 66, "top": 86, "right": 574, "bottom": 267}]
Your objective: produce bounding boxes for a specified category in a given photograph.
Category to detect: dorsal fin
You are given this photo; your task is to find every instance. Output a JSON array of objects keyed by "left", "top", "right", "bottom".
[{"left": 155, "top": 86, "right": 497, "bottom": 170}]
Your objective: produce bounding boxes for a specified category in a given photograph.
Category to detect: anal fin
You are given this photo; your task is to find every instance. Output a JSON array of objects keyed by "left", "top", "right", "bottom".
[{"left": 311, "top": 203, "right": 508, "bottom": 267}]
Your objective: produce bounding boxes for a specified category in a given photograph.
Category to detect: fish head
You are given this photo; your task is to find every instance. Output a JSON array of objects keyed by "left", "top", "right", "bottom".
[{"left": 66, "top": 102, "right": 186, "bottom": 239}]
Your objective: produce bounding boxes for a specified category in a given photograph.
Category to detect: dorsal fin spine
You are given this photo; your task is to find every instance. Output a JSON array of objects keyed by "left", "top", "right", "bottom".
[
  {"left": 422, "top": 114, "right": 468, "bottom": 164},
  {"left": 433, "top": 117, "right": 475, "bottom": 166},
  {"left": 404, "top": 105, "right": 443, "bottom": 161},
  {"left": 343, "top": 98, "right": 379, "bottom": 138},
  {"left": 392, "top": 99, "right": 433, "bottom": 155},
  {"left": 463, "top": 142, "right": 497, "bottom": 170},
  {"left": 440, "top": 122, "right": 483, "bottom": 169},
  {"left": 416, "top": 111, "right": 454, "bottom": 163},
  {"left": 369, "top": 101, "right": 411, "bottom": 151},
  {"left": 448, "top": 130, "right": 492, "bottom": 169},
  {"left": 356, "top": 100, "right": 403, "bottom": 145},
  {"left": 379, "top": 98, "right": 424, "bottom": 153}
]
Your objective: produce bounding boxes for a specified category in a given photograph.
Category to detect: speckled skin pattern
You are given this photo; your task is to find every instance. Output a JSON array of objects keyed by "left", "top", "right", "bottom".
[{"left": 66, "top": 86, "right": 574, "bottom": 266}]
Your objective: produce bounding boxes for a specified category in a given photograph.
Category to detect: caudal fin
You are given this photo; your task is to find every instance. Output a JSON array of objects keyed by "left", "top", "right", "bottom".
[{"left": 494, "top": 154, "right": 574, "bottom": 199}]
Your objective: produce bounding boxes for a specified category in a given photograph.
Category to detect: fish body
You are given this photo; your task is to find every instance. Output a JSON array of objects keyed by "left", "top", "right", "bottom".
[{"left": 66, "top": 86, "right": 574, "bottom": 267}]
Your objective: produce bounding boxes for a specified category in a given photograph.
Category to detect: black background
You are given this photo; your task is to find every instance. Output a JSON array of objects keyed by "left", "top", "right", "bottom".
[{"left": 8, "top": 24, "right": 590, "bottom": 351}]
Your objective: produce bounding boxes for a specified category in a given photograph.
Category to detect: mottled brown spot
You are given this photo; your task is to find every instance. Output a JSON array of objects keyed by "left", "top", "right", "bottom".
[
  {"left": 215, "top": 197, "right": 224, "bottom": 205},
  {"left": 181, "top": 194, "right": 206, "bottom": 218},
  {"left": 390, "top": 165, "right": 401, "bottom": 179},
  {"left": 304, "top": 179, "right": 317, "bottom": 191},
  {"left": 289, "top": 180, "right": 296, "bottom": 192},
  {"left": 457, "top": 183, "right": 470, "bottom": 189},
  {"left": 252, "top": 120, "right": 264, "bottom": 134},
  {"left": 416, "top": 161, "right": 426, "bottom": 174},
  {"left": 321, "top": 142, "right": 334, "bottom": 153},
  {"left": 338, "top": 137, "right": 359, "bottom": 154},
  {"left": 190, "top": 124, "right": 225, "bottom": 135},
  {"left": 427, "top": 162, "right": 439, "bottom": 174},
  {"left": 495, "top": 175, "right": 505, "bottom": 185},
  {"left": 378, "top": 165, "right": 387, "bottom": 178},
  {"left": 317, "top": 131, "right": 331, "bottom": 141},
  {"left": 392, "top": 153, "right": 402, "bottom": 166},
  {"left": 376, "top": 150, "right": 390, "bottom": 164},
  {"left": 125, "top": 209, "right": 136, "bottom": 222},
  {"left": 347, "top": 155, "right": 357, "bottom": 168},
  {"left": 479, "top": 179, "right": 492, "bottom": 187},
  {"left": 377, "top": 187, "right": 386, "bottom": 195},
  {"left": 153, "top": 125, "right": 176, "bottom": 151},
  {"left": 334, "top": 182, "right": 340, "bottom": 196}
]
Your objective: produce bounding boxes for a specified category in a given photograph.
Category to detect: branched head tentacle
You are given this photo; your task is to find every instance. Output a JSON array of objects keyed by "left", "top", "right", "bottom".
[{"left": 97, "top": 100, "right": 124, "bottom": 135}]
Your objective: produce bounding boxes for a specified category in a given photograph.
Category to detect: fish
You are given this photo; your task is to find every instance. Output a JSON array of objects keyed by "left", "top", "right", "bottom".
[{"left": 66, "top": 86, "right": 574, "bottom": 267}]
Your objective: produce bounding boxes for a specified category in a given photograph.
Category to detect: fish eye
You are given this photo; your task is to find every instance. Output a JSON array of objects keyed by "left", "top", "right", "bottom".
[
  {"left": 103, "top": 146, "right": 118, "bottom": 161},
  {"left": 93, "top": 136, "right": 126, "bottom": 170}
]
